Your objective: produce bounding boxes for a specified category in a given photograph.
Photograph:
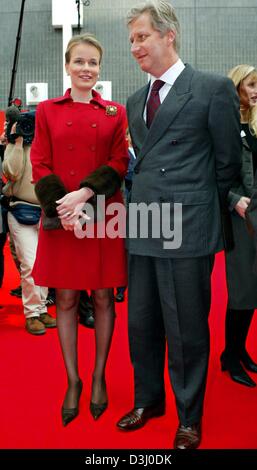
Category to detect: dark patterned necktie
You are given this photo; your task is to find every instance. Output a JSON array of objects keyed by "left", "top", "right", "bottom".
[{"left": 146, "top": 80, "right": 165, "bottom": 128}]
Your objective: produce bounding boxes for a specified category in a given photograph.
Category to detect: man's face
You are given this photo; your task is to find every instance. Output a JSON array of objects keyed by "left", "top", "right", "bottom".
[{"left": 128, "top": 13, "right": 175, "bottom": 77}]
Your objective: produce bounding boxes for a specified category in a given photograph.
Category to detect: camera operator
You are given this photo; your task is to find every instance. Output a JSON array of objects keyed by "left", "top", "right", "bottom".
[{"left": 2, "top": 118, "right": 56, "bottom": 334}]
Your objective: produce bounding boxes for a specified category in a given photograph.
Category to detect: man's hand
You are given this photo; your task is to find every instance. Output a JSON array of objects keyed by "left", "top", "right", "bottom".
[{"left": 11, "top": 122, "right": 23, "bottom": 148}]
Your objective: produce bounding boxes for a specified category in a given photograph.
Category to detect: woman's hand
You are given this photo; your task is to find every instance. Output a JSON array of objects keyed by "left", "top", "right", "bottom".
[
  {"left": 61, "top": 213, "right": 80, "bottom": 231},
  {"left": 56, "top": 187, "right": 94, "bottom": 220},
  {"left": 235, "top": 196, "right": 251, "bottom": 219}
]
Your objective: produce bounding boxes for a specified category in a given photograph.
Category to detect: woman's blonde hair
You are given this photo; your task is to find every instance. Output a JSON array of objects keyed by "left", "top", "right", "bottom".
[
  {"left": 228, "top": 64, "right": 257, "bottom": 136},
  {"left": 65, "top": 33, "right": 103, "bottom": 64}
]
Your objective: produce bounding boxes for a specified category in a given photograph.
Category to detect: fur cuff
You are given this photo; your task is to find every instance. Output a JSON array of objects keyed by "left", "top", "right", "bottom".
[
  {"left": 79, "top": 165, "right": 121, "bottom": 199},
  {"left": 42, "top": 214, "right": 62, "bottom": 230},
  {"left": 35, "top": 174, "right": 67, "bottom": 217}
]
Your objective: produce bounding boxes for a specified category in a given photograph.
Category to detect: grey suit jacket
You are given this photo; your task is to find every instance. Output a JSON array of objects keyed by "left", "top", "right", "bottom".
[{"left": 126, "top": 64, "right": 241, "bottom": 258}]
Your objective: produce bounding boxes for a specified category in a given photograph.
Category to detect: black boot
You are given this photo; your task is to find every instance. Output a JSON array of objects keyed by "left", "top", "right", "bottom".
[
  {"left": 220, "top": 308, "right": 256, "bottom": 387},
  {"left": 237, "top": 309, "right": 257, "bottom": 372},
  {"left": 220, "top": 351, "right": 256, "bottom": 387},
  {"left": 78, "top": 291, "right": 95, "bottom": 329}
]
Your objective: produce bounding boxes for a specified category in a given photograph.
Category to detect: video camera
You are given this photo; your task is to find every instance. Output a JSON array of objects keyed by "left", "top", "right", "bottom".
[{"left": 5, "top": 106, "right": 35, "bottom": 145}]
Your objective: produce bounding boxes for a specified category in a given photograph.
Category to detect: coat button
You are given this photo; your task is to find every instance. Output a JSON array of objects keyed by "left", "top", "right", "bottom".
[
  {"left": 134, "top": 168, "right": 139, "bottom": 174},
  {"left": 70, "top": 170, "right": 75, "bottom": 176},
  {"left": 68, "top": 144, "right": 74, "bottom": 150},
  {"left": 66, "top": 121, "right": 73, "bottom": 126},
  {"left": 160, "top": 168, "right": 166, "bottom": 174},
  {"left": 94, "top": 106, "right": 99, "bottom": 110},
  {"left": 171, "top": 139, "right": 178, "bottom": 145},
  {"left": 91, "top": 123, "right": 97, "bottom": 128},
  {"left": 90, "top": 145, "right": 96, "bottom": 151}
]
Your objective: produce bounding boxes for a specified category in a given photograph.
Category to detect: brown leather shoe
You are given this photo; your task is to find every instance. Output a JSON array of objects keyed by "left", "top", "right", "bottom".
[
  {"left": 174, "top": 422, "right": 201, "bottom": 449},
  {"left": 117, "top": 401, "right": 165, "bottom": 431},
  {"left": 25, "top": 317, "right": 46, "bottom": 335},
  {"left": 39, "top": 313, "right": 56, "bottom": 328}
]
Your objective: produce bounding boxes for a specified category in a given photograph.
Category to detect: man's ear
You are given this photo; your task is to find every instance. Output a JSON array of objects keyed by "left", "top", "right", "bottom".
[{"left": 167, "top": 30, "right": 176, "bottom": 46}]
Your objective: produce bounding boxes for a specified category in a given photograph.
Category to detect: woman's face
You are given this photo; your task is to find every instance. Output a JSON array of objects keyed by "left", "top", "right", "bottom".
[
  {"left": 239, "top": 73, "right": 257, "bottom": 109},
  {"left": 65, "top": 43, "right": 100, "bottom": 93}
]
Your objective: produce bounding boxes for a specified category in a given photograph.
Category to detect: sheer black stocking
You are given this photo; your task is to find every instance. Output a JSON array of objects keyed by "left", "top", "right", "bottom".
[
  {"left": 56, "top": 288, "right": 81, "bottom": 409},
  {"left": 91, "top": 288, "right": 115, "bottom": 405}
]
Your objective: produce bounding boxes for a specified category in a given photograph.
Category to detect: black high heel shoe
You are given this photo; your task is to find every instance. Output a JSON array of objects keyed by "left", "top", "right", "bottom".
[
  {"left": 62, "top": 379, "right": 83, "bottom": 426},
  {"left": 240, "top": 351, "right": 257, "bottom": 373},
  {"left": 89, "top": 401, "right": 108, "bottom": 420},
  {"left": 220, "top": 352, "right": 256, "bottom": 388},
  {"left": 89, "top": 378, "right": 108, "bottom": 420}
]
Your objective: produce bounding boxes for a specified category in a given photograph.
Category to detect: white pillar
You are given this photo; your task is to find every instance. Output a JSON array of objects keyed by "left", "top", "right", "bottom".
[{"left": 52, "top": 0, "right": 84, "bottom": 94}]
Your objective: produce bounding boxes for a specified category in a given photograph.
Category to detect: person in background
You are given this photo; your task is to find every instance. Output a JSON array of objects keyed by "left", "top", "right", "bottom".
[
  {"left": 0, "top": 132, "right": 7, "bottom": 301},
  {"left": 78, "top": 290, "right": 95, "bottom": 328},
  {"left": 30, "top": 33, "right": 128, "bottom": 426},
  {"left": 116, "top": 1, "right": 241, "bottom": 449},
  {"left": 221, "top": 64, "right": 257, "bottom": 387},
  {"left": 115, "top": 130, "right": 136, "bottom": 303},
  {"left": 1, "top": 127, "right": 55, "bottom": 305},
  {"left": 2, "top": 125, "right": 56, "bottom": 334}
]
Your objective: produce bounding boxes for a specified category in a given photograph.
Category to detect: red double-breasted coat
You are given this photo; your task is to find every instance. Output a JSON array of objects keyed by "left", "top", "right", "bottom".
[{"left": 30, "top": 89, "right": 128, "bottom": 290}]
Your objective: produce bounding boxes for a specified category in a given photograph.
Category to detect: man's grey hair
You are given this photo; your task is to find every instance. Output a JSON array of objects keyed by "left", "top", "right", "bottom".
[{"left": 127, "top": 1, "right": 180, "bottom": 52}]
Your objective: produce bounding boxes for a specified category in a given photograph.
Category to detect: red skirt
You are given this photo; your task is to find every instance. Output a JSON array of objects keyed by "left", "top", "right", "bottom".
[{"left": 32, "top": 222, "right": 127, "bottom": 290}]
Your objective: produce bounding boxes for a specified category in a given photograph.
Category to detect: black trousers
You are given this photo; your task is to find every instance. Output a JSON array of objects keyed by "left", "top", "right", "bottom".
[{"left": 128, "top": 254, "right": 214, "bottom": 426}]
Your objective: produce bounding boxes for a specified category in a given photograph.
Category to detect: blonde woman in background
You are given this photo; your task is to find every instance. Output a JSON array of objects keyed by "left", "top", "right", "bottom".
[{"left": 221, "top": 64, "right": 257, "bottom": 387}]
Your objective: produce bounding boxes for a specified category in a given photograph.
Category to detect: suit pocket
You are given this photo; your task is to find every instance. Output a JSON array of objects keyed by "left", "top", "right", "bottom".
[{"left": 172, "top": 190, "right": 209, "bottom": 252}]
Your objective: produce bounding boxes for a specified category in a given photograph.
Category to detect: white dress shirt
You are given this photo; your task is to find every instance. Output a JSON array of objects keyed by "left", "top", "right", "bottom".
[{"left": 143, "top": 58, "right": 185, "bottom": 121}]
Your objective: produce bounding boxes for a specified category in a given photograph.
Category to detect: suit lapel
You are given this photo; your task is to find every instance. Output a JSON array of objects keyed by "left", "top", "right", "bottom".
[
  {"left": 128, "top": 84, "right": 149, "bottom": 153},
  {"left": 135, "top": 64, "right": 194, "bottom": 164}
]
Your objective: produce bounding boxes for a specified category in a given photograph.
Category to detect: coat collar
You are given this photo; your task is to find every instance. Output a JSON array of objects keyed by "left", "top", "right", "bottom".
[{"left": 52, "top": 88, "right": 107, "bottom": 109}]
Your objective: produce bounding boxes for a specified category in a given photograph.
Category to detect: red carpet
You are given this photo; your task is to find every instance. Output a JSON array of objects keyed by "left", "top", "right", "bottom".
[{"left": 0, "top": 240, "right": 257, "bottom": 449}]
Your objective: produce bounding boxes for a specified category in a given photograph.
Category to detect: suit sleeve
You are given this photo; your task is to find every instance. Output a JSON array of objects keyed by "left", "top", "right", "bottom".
[
  {"left": 208, "top": 77, "right": 242, "bottom": 206},
  {"left": 30, "top": 102, "right": 53, "bottom": 183}
]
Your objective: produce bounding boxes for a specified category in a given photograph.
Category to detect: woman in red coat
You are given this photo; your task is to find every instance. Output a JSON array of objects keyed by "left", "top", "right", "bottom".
[{"left": 30, "top": 33, "right": 128, "bottom": 426}]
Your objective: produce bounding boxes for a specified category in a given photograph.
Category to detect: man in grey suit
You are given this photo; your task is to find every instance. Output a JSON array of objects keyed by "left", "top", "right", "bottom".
[{"left": 116, "top": 1, "right": 241, "bottom": 449}]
